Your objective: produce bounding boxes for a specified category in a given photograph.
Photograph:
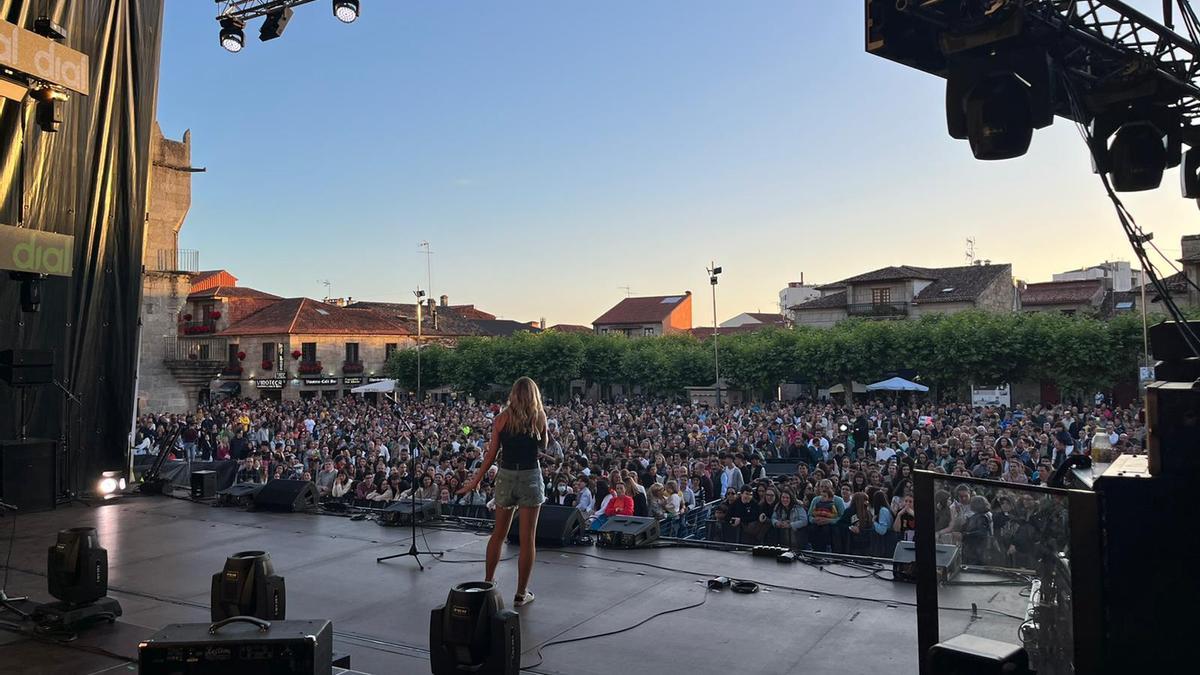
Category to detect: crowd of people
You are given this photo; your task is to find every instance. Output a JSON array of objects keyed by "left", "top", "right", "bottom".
[{"left": 134, "top": 392, "right": 1141, "bottom": 565}]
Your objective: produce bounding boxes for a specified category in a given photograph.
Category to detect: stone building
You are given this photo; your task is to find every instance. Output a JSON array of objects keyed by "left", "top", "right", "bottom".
[
  {"left": 135, "top": 124, "right": 197, "bottom": 413},
  {"left": 790, "top": 263, "right": 1016, "bottom": 328}
]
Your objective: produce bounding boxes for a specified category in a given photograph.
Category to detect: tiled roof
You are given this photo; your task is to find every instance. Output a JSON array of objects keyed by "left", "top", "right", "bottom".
[
  {"left": 792, "top": 291, "right": 848, "bottom": 311},
  {"left": 912, "top": 264, "right": 1010, "bottom": 304},
  {"left": 548, "top": 324, "right": 593, "bottom": 334},
  {"left": 190, "top": 270, "right": 235, "bottom": 286},
  {"left": 471, "top": 319, "right": 542, "bottom": 337},
  {"left": 835, "top": 265, "right": 940, "bottom": 285},
  {"left": 218, "top": 298, "right": 410, "bottom": 336},
  {"left": 347, "top": 301, "right": 489, "bottom": 337},
  {"left": 449, "top": 305, "right": 497, "bottom": 321},
  {"left": 744, "top": 312, "right": 787, "bottom": 325},
  {"left": 1021, "top": 279, "right": 1105, "bottom": 306},
  {"left": 188, "top": 286, "right": 281, "bottom": 301},
  {"left": 594, "top": 294, "right": 690, "bottom": 325}
]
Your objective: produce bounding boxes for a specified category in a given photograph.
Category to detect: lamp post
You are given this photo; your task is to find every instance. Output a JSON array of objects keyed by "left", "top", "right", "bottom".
[
  {"left": 707, "top": 262, "right": 722, "bottom": 407},
  {"left": 415, "top": 288, "right": 426, "bottom": 400}
]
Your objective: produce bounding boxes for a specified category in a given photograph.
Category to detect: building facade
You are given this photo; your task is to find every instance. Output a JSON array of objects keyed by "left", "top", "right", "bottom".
[
  {"left": 1052, "top": 260, "right": 1144, "bottom": 292},
  {"left": 1020, "top": 279, "right": 1107, "bottom": 314},
  {"left": 593, "top": 293, "right": 693, "bottom": 336},
  {"left": 779, "top": 280, "right": 821, "bottom": 324},
  {"left": 791, "top": 263, "right": 1016, "bottom": 328}
]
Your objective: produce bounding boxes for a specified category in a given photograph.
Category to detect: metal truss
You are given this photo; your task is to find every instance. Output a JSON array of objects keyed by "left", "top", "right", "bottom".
[
  {"left": 869, "top": 0, "right": 1200, "bottom": 128},
  {"left": 215, "top": 0, "right": 320, "bottom": 22}
]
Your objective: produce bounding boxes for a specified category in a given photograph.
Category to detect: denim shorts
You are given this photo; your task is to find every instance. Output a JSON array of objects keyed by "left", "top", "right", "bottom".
[{"left": 493, "top": 467, "right": 545, "bottom": 508}]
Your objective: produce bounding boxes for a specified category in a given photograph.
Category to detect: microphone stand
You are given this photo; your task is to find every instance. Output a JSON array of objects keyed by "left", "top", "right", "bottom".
[{"left": 376, "top": 394, "right": 443, "bottom": 569}]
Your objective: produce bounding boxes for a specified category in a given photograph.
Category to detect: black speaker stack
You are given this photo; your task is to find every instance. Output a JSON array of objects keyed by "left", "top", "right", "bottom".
[
  {"left": 252, "top": 479, "right": 320, "bottom": 513},
  {"left": 0, "top": 438, "right": 57, "bottom": 512},
  {"left": 0, "top": 349, "right": 53, "bottom": 386}
]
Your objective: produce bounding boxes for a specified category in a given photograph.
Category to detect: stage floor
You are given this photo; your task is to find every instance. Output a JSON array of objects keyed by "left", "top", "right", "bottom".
[{"left": 0, "top": 496, "right": 1026, "bottom": 674}]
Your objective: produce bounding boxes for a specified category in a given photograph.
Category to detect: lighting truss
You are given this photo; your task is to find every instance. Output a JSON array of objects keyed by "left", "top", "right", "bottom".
[
  {"left": 867, "top": 0, "right": 1200, "bottom": 136},
  {"left": 214, "top": 0, "right": 320, "bottom": 22}
]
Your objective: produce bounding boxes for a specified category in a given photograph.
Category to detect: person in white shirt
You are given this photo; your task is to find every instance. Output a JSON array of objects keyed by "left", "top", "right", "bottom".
[
  {"left": 573, "top": 479, "right": 594, "bottom": 517},
  {"left": 875, "top": 445, "right": 897, "bottom": 463}
]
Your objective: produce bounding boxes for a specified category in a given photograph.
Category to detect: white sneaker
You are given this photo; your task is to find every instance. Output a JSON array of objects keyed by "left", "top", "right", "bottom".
[{"left": 513, "top": 591, "right": 535, "bottom": 607}]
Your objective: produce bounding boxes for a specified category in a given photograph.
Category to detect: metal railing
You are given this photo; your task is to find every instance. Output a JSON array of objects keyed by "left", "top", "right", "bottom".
[
  {"left": 846, "top": 301, "right": 910, "bottom": 317},
  {"left": 152, "top": 248, "right": 200, "bottom": 273},
  {"left": 163, "top": 336, "right": 228, "bottom": 362},
  {"left": 180, "top": 321, "right": 217, "bottom": 335}
]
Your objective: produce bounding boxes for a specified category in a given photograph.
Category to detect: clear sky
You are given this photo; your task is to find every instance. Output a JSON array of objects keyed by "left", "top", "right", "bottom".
[{"left": 158, "top": 1, "right": 1197, "bottom": 327}]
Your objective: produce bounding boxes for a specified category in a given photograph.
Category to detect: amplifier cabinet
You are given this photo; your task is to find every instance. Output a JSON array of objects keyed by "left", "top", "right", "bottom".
[{"left": 138, "top": 618, "right": 332, "bottom": 675}]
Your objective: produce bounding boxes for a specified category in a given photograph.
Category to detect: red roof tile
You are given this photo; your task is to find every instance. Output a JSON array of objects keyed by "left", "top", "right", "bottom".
[
  {"left": 594, "top": 294, "right": 690, "bottom": 325},
  {"left": 218, "top": 298, "right": 410, "bottom": 336},
  {"left": 1020, "top": 279, "right": 1105, "bottom": 306},
  {"left": 548, "top": 324, "right": 593, "bottom": 334},
  {"left": 188, "top": 286, "right": 281, "bottom": 301}
]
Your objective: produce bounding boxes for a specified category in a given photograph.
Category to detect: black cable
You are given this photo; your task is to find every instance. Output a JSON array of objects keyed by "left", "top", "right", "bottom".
[
  {"left": 0, "top": 621, "right": 135, "bottom": 664},
  {"left": 2, "top": 512, "right": 14, "bottom": 593},
  {"left": 520, "top": 589, "right": 712, "bottom": 671}
]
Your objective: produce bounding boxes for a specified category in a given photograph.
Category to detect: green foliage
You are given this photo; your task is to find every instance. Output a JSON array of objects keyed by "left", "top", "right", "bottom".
[{"left": 381, "top": 312, "right": 1148, "bottom": 400}]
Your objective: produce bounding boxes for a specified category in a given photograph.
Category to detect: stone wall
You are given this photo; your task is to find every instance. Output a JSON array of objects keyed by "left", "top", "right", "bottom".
[{"left": 136, "top": 125, "right": 194, "bottom": 413}]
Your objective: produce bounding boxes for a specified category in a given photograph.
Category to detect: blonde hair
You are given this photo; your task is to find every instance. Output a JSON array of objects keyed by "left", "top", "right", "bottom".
[{"left": 504, "top": 377, "right": 546, "bottom": 439}]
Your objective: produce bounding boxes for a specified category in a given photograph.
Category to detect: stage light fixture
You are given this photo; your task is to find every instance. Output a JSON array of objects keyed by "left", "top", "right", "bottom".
[
  {"left": 430, "top": 581, "right": 521, "bottom": 675},
  {"left": 333, "top": 0, "right": 360, "bottom": 23},
  {"left": 30, "top": 86, "right": 68, "bottom": 133},
  {"left": 211, "top": 550, "right": 286, "bottom": 622},
  {"left": 1108, "top": 121, "right": 1168, "bottom": 192},
  {"left": 259, "top": 7, "right": 294, "bottom": 42},
  {"left": 33, "top": 16, "right": 68, "bottom": 41},
  {"left": 1181, "top": 147, "right": 1200, "bottom": 199},
  {"left": 96, "top": 470, "right": 127, "bottom": 497},
  {"left": 961, "top": 72, "right": 1033, "bottom": 161},
  {"left": 34, "top": 527, "right": 122, "bottom": 628},
  {"left": 219, "top": 17, "right": 245, "bottom": 52}
]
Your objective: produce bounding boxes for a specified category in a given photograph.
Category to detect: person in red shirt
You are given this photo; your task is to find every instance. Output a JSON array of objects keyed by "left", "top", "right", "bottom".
[{"left": 604, "top": 482, "right": 635, "bottom": 517}]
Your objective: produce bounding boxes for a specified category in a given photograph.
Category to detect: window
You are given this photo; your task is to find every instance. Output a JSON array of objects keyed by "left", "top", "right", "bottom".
[
  {"left": 871, "top": 288, "right": 891, "bottom": 305},
  {"left": 262, "top": 342, "right": 275, "bottom": 366},
  {"left": 302, "top": 342, "right": 317, "bottom": 363},
  {"left": 643, "top": 327, "right": 655, "bottom": 336},
  {"left": 144, "top": 302, "right": 154, "bottom": 315},
  {"left": 345, "top": 342, "right": 360, "bottom": 363},
  {"left": 385, "top": 343, "right": 398, "bottom": 360},
  {"left": 228, "top": 344, "right": 239, "bottom": 366},
  {"left": 600, "top": 328, "right": 609, "bottom": 335}
]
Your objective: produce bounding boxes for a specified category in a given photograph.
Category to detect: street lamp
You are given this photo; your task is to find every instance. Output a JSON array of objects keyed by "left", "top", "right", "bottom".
[
  {"left": 707, "top": 263, "right": 722, "bottom": 407},
  {"left": 415, "top": 288, "right": 426, "bottom": 400}
]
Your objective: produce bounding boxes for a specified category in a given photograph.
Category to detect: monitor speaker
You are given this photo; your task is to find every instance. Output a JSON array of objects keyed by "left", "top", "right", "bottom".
[
  {"left": 596, "top": 515, "right": 660, "bottom": 549},
  {"left": 0, "top": 438, "right": 57, "bottom": 512},
  {"left": 253, "top": 480, "right": 319, "bottom": 513},
  {"left": 506, "top": 504, "right": 583, "bottom": 547},
  {"left": 190, "top": 470, "right": 217, "bottom": 500},
  {"left": 379, "top": 499, "right": 440, "bottom": 526},
  {"left": 217, "top": 482, "right": 264, "bottom": 507},
  {"left": 892, "top": 541, "right": 961, "bottom": 583}
]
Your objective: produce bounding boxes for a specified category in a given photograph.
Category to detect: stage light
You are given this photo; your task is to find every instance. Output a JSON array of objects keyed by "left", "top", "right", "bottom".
[
  {"left": 333, "top": 0, "right": 360, "bottom": 23},
  {"left": 260, "top": 7, "right": 294, "bottom": 42},
  {"left": 96, "top": 470, "right": 127, "bottom": 498},
  {"left": 219, "top": 17, "right": 245, "bottom": 52},
  {"left": 962, "top": 72, "right": 1033, "bottom": 161},
  {"left": 33, "top": 16, "right": 68, "bottom": 41},
  {"left": 1109, "top": 121, "right": 1167, "bottom": 192},
  {"left": 211, "top": 550, "right": 286, "bottom": 622},
  {"left": 430, "top": 581, "right": 520, "bottom": 675},
  {"left": 34, "top": 527, "right": 123, "bottom": 628}
]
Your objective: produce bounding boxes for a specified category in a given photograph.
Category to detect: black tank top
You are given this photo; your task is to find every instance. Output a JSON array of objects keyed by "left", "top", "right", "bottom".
[{"left": 499, "top": 427, "right": 540, "bottom": 468}]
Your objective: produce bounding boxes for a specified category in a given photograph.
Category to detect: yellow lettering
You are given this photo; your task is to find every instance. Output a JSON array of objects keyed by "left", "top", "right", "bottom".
[{"left": 12, "top": 239, "right": 34, "bottom": 268}]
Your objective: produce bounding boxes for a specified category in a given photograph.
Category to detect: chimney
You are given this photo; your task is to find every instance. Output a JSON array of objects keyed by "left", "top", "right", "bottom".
[
  {"left": 540, "top": 317, "right": 546, "bottom": 329},
  {"left": 440, "top": 294, "right": 448, "bottom": 308},
  {"left": 1182, "top": 234, "right": 1200, "bottom": 261},
  {"left": 427, "top": 298, "right": 438, "bottom": 330},
  {"left": 800, "top": 271, "right": 804, "bottom": 285}
]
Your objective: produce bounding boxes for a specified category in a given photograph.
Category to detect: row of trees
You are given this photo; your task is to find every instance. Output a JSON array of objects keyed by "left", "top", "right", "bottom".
[{"left": 384, "top": 311, "right": 1149, "bottom": 401}]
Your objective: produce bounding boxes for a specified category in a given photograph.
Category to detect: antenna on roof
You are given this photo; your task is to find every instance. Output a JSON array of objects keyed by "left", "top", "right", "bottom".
[
  {"left": 618, "top": 285, "right": 633, "bottom": 297},
  {"left": 318, "top": 279, "right": 331, "bottom": 301},
  {"left": 965, "top": 237, "right": 976, "bottom": 266}
]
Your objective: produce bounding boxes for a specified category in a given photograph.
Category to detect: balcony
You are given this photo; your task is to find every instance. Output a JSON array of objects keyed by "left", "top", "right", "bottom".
[
  {"left": 151, "top": 248, "right": 200, "bottom": 273},
  {"left": 298, "top": 361, "right": 323, "bottom": 375},
  {"left": 180, "top": 321, "right": 217, "bottom": 335},
  {"left": 342, "top": 361, "right": 364, "bottom": 374},
  {"left": 846, "top": 302, "right": 910, "bottom": 318},
  {"left": 162, "top": 336, "right": 228, "bottom": 392}
]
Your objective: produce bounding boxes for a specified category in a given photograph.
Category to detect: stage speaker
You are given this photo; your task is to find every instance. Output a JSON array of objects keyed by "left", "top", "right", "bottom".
[
  {"left": 217, "top": 482, "right": 264, "bottom": 507},
  {"left": 596, "top": 515, "right": 660, "bottom": 549},
  {"left": 190, "top": 470, "right": 217, "bottom": 500},
  {"left": 379, "top": 499, "right": 440, "bottom": 526},
  {"left": 506, "top": 504, "right": 583, "bottom": 547},
  {"left": 928, "top": 634, "right": 1030, "bottom": 674},
  {"left": 253, "top": 480, "right": 319, "bottom": 512},
  {"left": 892, "top": 541, "right": 961, "bottom": 583},
  {"left": 0, "top": 349, "right": 53, "bottom": 386},
  {"left": 0, "top": 438, "right": 57, "bottom": 512},
  {"left": 139, "top": 618, "right": 332, "bottom": 675}
]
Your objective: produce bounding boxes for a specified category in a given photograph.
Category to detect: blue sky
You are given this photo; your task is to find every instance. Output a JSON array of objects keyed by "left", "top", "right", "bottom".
[{"left": 159, "top": 1, "right": 1196, "bottom": 326}]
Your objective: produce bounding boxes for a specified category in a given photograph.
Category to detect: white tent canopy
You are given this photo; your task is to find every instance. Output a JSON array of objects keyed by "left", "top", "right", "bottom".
[
  {"left": 866, "top": 376, "right": 928, "bottom": 392},
  {"left": 351, "top": 378, "right": 396, "bottom": 393},
  {"left": 827, "top": 381, "right": 867, "bottom": 394}
]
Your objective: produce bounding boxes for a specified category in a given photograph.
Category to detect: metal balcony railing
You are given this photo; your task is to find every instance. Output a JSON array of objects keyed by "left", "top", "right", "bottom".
[
  {"left": 151, "top": 248, "right": 200, "bottom": 273},
  {"left": 846, "top": 302, "right": 910, "bottom": 318},
  {"left": 163, "top": 336, "right": 228, "bottom": 362}
]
